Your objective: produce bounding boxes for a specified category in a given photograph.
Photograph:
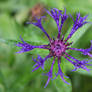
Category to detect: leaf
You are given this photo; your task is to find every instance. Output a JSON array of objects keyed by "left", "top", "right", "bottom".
[
  {"left": 0, "top": 38, "right": 47, "bottom": 47},
  {"left": 54, "top": 77, "right": 72, "bottom": 92}
]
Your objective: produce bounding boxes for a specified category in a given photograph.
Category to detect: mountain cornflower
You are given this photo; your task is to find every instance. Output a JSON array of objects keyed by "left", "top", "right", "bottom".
[{"left": 16, "top": 8, "right": 92, "bottom": 88}]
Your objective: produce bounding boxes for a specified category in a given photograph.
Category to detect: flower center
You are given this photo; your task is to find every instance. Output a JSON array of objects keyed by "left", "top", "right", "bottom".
[{"left": 50, "top": 39, "right": 67, "bottom": 57}]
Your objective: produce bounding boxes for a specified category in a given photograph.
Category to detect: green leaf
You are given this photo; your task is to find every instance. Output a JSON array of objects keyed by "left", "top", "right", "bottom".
[
  {"left": 54, "top": 75, "right": 72, "bottom": 92},
  {"left": 0, "top": 38, "right": 46, "bottom": 47}
]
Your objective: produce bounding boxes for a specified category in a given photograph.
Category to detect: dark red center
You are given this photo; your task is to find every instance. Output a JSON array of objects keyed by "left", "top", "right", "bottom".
[{"left": 49, "top": 39, "right": 67, "bottom": 57}]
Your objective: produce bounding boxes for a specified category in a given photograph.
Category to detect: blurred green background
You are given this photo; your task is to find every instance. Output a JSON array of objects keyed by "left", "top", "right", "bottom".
[{"left": 0, "top": 0, "right": 92, "bottom": 92}]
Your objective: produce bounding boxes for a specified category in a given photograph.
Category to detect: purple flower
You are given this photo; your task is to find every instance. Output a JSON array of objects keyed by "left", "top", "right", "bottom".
[{"left": 16, "top": 8, "right": 92, "bottom": 88}]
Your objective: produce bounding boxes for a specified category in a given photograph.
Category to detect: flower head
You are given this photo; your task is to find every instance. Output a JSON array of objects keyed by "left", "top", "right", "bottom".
[
  {"left": 16, "top": 8, "right": 92, "bottom": 88},
  {"left": 29, "top": 3, "right": 46, "bottom": 21}
]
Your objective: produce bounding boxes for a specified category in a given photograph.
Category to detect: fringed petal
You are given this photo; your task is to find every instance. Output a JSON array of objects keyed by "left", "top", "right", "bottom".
[
  {"left": 16, "top": 37, "right": 49, "bottom": 53},
  {"left": 32, "top": 54, "right": 51, "bottom": 71},
  {"left": 27, "top": 16, "right": 51, "bottom": 41}
]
